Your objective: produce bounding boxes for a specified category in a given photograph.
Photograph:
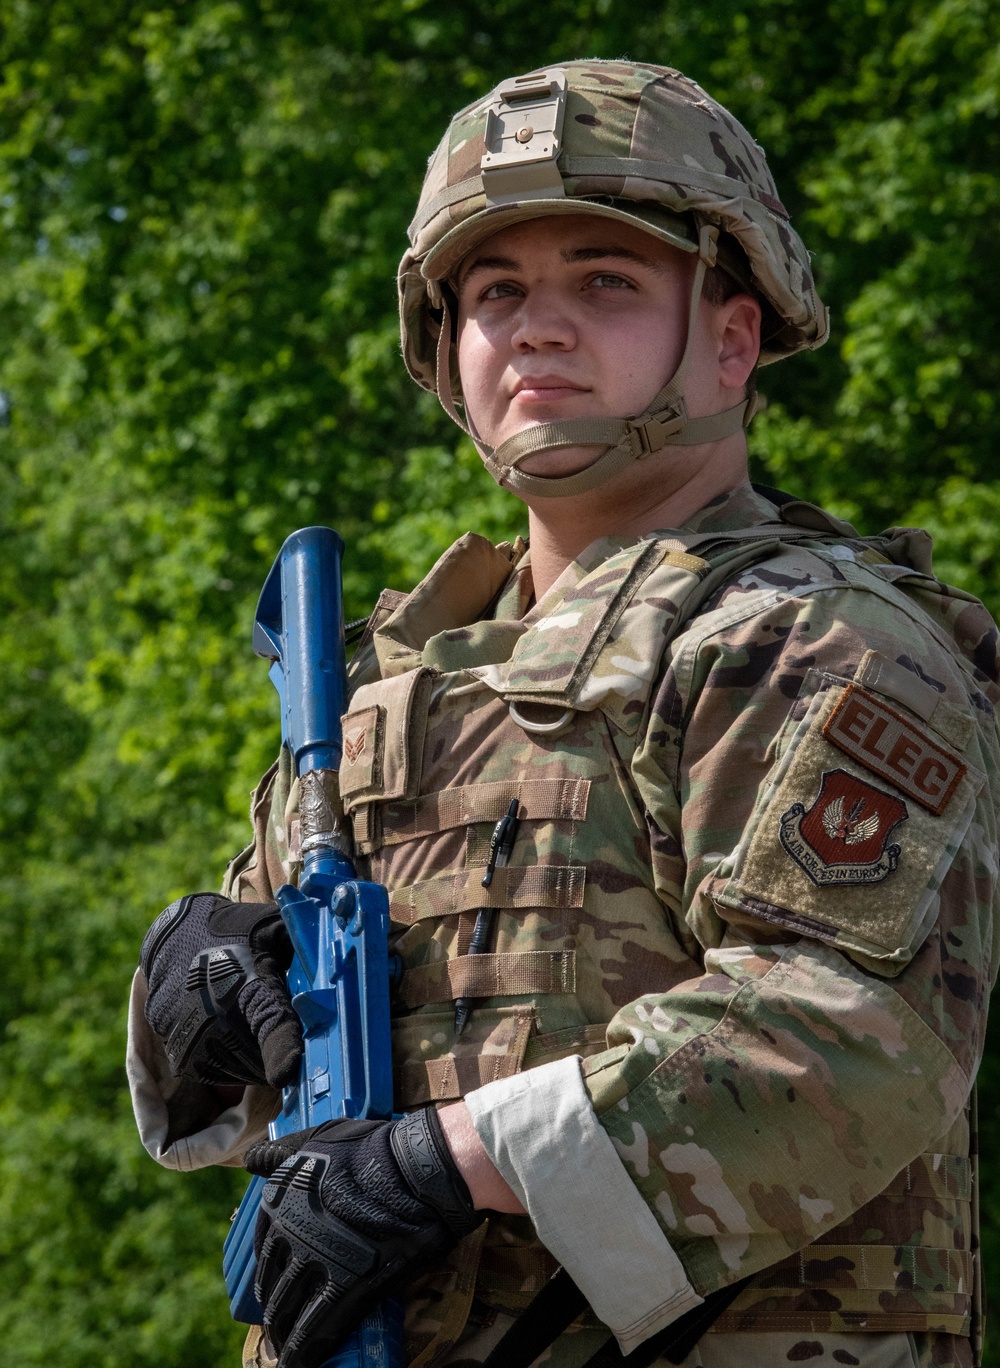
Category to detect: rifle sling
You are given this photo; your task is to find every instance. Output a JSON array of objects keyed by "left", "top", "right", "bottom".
[{"left": 480, "top": 1269, "right": 587, "bottom": 1368}]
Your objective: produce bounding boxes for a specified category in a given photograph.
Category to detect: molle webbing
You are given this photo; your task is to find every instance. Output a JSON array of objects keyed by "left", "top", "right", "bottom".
[
  {"left": 396, "top": 1020, "right": 611, "bottom": 1108},
  {"left": 375, "top": 777, "right": 590, "bottom": 849},
  {"left": 389, "top": 864, "right": 586, "bottom": 925},
  {"left": 713, "top": 1151, "right": 973, "bottom": 1336},
  {"left": 746, "top": 1244, "right": 971, "bottom": 1296},
  {"left": 398, "top": 949, "right": 576, "bottom": 1008},
  {"left": 399, "top": 1051, "right": 527, "bottom": 1106},
  {"left": 393, "top": 1007, "right": 538, "bottom": 1108}
]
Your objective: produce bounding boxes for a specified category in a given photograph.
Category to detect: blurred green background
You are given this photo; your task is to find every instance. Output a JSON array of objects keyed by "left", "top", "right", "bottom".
[{"left": 0, "top": 0, "right": 997, "bottom": 1362}]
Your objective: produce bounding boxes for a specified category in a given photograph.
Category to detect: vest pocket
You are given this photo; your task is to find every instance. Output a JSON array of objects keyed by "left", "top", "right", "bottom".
[{"left": 340, "top": 667, "right": 430, "bottom": 807}]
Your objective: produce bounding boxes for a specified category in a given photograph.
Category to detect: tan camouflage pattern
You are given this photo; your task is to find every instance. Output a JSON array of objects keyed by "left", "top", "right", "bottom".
[
  {"left": 399, "top": 58, "right": 829, "bottom": 409},
  {"left": 227, "top": 485, "right": 998, "bottom": 1366}
]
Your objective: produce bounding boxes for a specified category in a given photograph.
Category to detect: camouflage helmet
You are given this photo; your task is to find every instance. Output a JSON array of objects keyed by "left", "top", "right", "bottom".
[{"left": 398, "top": 60, "right": 829, "bottom": 499}]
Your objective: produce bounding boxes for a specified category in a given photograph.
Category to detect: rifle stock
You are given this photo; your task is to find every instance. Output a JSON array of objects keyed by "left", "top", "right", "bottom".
[{"left": 222, "top": 527, "right": 403, "bottom": 1368}]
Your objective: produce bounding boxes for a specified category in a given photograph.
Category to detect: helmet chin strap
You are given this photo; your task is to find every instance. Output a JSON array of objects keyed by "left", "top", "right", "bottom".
[{"left": 433, "top": 222, "right": 753, "bottom": 500}]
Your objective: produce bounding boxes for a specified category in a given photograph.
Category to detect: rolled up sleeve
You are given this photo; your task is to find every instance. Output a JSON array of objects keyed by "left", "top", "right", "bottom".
[
  {"left": 465, "top": 1054, "right": 702, "bottom": 1354},
  {"left": 126, "top": 968, "right": 278, "bottom": 1170}
]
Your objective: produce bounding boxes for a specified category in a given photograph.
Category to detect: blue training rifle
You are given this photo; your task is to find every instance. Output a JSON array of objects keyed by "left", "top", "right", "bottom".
[{"left": 222, "top": 526, "right": 404, "bottom": 1368}]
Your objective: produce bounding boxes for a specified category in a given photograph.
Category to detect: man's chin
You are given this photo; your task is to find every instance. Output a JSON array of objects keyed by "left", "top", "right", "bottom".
[{"left": 513, "top": 444, "right": 608, "bottom": 479}]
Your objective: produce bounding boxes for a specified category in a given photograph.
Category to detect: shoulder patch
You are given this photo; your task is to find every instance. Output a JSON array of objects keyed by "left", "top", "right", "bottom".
[
  {"left": 823, "top": 683, "right": 966, "bottom": 815},
  {"left": 709, "top": 677, "right": 985, "bottom": 975},
  {"left": 779, "top": 769, "right": 908, "bottom": 887}
]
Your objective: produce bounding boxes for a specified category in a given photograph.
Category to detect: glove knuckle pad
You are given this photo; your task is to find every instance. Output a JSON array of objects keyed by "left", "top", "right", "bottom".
[
  {"left": 263, "top": 1153, "right": 378, "bottom": 1281},
  {"left": 185, "top": 943, "right": 255, "bottom": 1004},
  {"left": 139, "top": 897, "right": 186, "bottom": 975}
]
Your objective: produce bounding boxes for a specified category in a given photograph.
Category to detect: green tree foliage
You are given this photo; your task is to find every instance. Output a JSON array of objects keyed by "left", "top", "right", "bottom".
[{"left": 0, "top": 1, "right": 996, "bottom": 1362}]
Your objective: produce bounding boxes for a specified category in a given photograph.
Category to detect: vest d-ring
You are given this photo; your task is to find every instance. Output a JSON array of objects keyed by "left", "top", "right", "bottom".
[{"left": 508, "top": 701, "right": 576, "bottom": 737}]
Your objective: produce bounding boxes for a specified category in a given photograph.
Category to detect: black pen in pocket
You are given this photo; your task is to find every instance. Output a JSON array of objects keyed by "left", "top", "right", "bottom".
[{"left": 453, "top": 797, "right": 521, "bottom": 1038}]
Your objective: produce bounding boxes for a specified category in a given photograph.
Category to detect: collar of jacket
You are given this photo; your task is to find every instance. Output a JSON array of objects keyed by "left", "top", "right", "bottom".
[{"left": 370, "top": 482, "right": 820, "bottom": 679}]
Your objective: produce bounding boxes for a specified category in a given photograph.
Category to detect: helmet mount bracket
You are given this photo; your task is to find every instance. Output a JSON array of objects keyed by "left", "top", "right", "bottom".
[{"left": 481, "top": 69, "right": 568, "bottom": 205}]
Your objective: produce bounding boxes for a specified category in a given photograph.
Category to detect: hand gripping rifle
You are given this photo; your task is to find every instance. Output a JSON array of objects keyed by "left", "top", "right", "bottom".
[{"left": 223, "top": 527, "right": 404, "bottom": 1368}]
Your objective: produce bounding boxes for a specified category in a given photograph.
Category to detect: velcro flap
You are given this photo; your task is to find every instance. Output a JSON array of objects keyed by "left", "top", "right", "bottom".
[
  {"left": 339, "top": 705, "right": 381, "bottom": 795},
  {"left": 339, "top": 667, "right": 429, "bottom": 807},
  {"left": 398, "top": 950, "right": 576, "bottom": 1008},
  {"left": 824, "top": 683, "right": 967, "bottom": 815},
  {"left": 390, "top": 863, "right": 586, "bottom": 926}
]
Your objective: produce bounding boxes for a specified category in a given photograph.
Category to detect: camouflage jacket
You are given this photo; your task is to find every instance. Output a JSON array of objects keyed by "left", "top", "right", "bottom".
[{"left": 210, "top": 483, "right": 998, "bottom": 1365}]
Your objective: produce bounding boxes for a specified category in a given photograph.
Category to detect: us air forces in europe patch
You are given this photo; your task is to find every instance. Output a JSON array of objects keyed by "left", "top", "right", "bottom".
[
  {"left": 710, "top": 664, "right": 984, "bottom": 976},
  {"left": 779, "top": 768, "right": 908, "bottom": 887}
]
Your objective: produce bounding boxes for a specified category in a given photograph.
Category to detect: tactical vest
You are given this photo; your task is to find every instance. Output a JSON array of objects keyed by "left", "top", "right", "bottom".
[{"left": 333, "top": 510, "right": 979, "bottom": 1365}]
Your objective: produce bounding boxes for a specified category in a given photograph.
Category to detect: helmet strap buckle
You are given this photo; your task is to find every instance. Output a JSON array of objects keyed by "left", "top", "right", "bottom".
[{"left": 633, "top": 408, "right": 687, "bottom": 455}]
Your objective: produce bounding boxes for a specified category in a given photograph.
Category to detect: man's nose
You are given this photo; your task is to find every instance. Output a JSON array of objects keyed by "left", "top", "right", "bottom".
[{"left": 511, "top": 286, "right": 576, "bottom": 351}]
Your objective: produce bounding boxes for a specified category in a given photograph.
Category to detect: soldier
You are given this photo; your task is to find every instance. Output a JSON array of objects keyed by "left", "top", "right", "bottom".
[{"left": 127, "top": 60, "right": 998, "bottom": 1368}]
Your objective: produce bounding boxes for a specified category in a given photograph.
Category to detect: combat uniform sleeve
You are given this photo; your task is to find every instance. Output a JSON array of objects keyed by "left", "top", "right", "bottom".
[
  {"left": 127, "top": 754, "right": 295, "bottom": 1169},
  {"left": 466, "top": 571, "right": 999, "bottom": 1350}
]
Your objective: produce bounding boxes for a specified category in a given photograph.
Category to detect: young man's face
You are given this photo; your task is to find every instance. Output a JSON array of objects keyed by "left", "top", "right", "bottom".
[{"left": 455, "top": 214, "right": 734, "bottom": 481}]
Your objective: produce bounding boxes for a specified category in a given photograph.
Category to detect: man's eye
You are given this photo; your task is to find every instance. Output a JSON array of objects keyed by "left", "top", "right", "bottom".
[
  {"left": 589, "top": 273, "right": 633, "bottom": 290},
  {"left": 481, "top": 281, "right": 521, "bottom": 301}
]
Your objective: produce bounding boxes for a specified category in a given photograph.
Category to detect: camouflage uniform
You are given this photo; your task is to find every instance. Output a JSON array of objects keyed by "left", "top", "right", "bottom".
[
  {"left": 126, "top": 58, "right": 997, "bottom": 1368},
  {"left": 211, "top": 483, "right": 997, "bottom": 1368}
]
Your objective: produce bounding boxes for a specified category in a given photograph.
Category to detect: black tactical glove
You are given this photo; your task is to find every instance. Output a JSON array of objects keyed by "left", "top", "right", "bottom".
[
  {"left": 140, "top": 892, "right": 303, "bottom": 1089},
  {"left": 246, "top": 1110, "right": 484, "bottom": 1368}
]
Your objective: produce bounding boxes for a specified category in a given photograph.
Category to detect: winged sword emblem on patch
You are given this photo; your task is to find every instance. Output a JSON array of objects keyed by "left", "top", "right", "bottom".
[{"left": 820, "top": 795, "right": 881, "bottom": 846}]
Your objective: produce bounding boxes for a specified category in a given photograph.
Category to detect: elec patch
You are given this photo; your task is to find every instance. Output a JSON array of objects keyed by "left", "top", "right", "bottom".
[
  {"left": 823, "top": 683, "right": 966, "bottom": 815},
  {"left": 780, "top": 769, "right": 908, "bottom": 887},
  {"left": 708, "top": 675, "right": 985, "bottom": 976}
]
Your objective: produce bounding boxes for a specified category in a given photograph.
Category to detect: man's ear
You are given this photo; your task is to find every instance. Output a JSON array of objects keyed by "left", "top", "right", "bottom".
[{"left": 716, "top": 294, "right": 762, "bottom": 393}]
